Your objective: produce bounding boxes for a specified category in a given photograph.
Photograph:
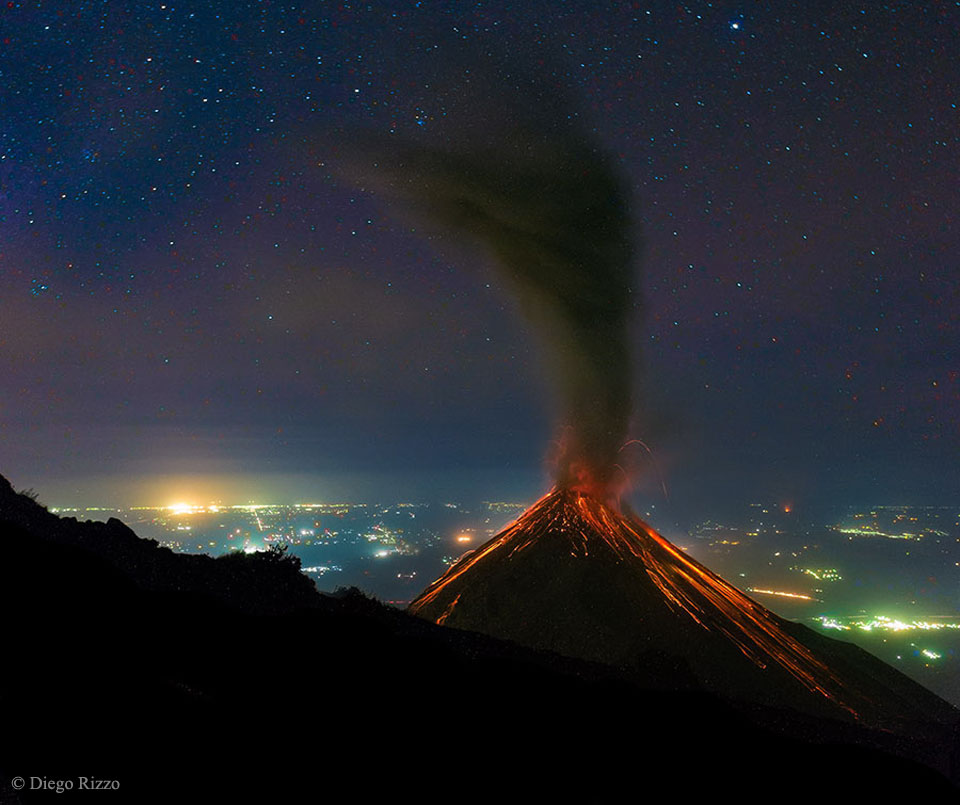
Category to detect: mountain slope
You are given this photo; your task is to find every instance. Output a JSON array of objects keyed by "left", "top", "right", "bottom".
[{"left": 409, "top": 488, "right": 957, "bottom": 735}]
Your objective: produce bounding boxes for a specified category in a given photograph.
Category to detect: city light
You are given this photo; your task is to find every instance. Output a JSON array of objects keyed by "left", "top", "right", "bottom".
[
  {"left": 168, "top": 502, "right": 198, "bottom": 515},
  {"left": 814, "top": 615, "right": 960, "bottom": 634},
  {"left": 800, "top": 568, "right": 842, "bottom": 582}
]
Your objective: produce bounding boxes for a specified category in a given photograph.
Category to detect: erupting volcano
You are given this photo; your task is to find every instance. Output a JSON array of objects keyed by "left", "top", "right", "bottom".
[
  {"left": 348, "top": 63, "right": 956, "bottom": 737},
  {"left": 410, "top": 488, "right": 847, "bottom": 700},
  {"left": 410, "top": 488, "right": 953, "bottom": 728}
]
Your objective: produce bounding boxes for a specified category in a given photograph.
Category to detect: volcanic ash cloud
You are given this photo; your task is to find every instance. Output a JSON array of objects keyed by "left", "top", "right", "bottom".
[{"left": 349, "top": 123, "right": 638, "bottom": 500}]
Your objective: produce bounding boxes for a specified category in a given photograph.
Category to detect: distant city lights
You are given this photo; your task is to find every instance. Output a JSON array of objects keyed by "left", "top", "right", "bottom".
[
  {"left": 168, "top": 502, "right": 200, "bottom": 515},
  {"left": 800, "top": 568, "right": 843, "bottom": 582},
  {"left": 815, "top": 615, "right": 960, "bottom": 634},
  {"left": 302, "top": 565, "right": 340, "bottom": 575}
]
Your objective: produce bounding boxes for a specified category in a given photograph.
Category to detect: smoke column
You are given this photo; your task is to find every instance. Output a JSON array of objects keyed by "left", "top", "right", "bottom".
[{"left": 339, "top": 70, "right": 639, "bottom": 501}]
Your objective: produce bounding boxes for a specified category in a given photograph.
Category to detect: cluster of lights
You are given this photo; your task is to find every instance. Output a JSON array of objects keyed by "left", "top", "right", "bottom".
[
  {"left": 816, "top": 618, "right": 953, "bottom": 664},
  {"left": 163, "top": 502, "right": 369, "bottom": 515},
  {"left": 302, "top": 565, "right": 340, "bottom": 575},
  {"left": 816, "top": 615, "right": 960, "bottom": 633},
  {"left": 484, "top": 501, "right": 529, "bottom": 513},
  {"left": 167, "top": 502, "right": 208, "bottom": 515},
  {"left": 800, "top": 568, "right": 842, "bottom": 582},
  {"left": 835, "top": 526, "right": 916, "bottom": 540}
]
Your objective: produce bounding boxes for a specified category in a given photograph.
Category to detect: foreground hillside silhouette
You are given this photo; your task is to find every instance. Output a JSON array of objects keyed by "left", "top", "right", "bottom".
[{"left": 1, "top": 474, "right": 957, "bottom": 800}]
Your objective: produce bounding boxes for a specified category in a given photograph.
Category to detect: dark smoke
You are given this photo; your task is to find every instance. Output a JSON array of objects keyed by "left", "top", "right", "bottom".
[{"left": 338, "top": 75, "right": 639, "bottom": 500}]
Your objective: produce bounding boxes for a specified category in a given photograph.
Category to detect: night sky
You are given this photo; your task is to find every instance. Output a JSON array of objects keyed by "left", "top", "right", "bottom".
[{"left": 1, "top": 1, "right": 957, "bottom": 515}]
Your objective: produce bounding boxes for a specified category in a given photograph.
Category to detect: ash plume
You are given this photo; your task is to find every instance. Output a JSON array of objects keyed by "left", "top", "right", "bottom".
[{"left": 339, "top": 70, "right": 639, "bottom": 500}]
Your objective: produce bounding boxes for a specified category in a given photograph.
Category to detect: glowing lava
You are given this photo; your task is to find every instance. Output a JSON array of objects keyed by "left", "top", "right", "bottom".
[{"left": 410, "top": 487, "right": 861, "bottom": 717}]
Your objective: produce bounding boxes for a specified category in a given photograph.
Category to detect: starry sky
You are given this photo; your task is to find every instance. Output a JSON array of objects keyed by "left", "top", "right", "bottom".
[{"left": 1, "top": 1, "right": 957, "bottom": 514}]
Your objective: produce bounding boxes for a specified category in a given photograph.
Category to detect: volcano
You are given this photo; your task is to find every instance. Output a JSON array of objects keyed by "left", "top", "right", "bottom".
[{"left": 409, "top": 488, "right": 956, "bottom": 732}]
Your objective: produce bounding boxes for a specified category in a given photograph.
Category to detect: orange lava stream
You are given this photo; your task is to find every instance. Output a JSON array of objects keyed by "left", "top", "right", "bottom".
[{"left": 436, "top": 593, "right": 461, "bottom": 625}]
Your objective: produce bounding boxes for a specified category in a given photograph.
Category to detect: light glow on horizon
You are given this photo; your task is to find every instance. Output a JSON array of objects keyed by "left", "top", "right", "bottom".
[{"left": 168, "top": 502, "right": 201, "bottom": 515}]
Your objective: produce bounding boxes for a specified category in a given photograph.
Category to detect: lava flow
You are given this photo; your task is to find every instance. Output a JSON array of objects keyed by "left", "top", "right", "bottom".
[{"left": 409, "top": 487, "right": 862, "bottom": 718}]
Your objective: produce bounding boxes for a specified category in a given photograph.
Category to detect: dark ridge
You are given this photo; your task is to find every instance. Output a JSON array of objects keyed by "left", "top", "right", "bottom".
[
  {"left": 1, "top": 475, "right": 957, "bottom": 800},
  {"left": 0, "top": 474, "right": 319, "bottom": 616}
]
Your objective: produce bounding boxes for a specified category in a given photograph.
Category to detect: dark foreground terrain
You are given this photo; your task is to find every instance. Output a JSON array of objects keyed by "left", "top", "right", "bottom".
[{"left": 1, "top": 475, "right": 957, "bottom": 802}]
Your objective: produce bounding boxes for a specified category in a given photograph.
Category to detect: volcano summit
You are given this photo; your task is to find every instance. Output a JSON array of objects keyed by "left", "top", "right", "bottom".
[{"left": 410, "top": 488, "right": 957, "bottom": 736}]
